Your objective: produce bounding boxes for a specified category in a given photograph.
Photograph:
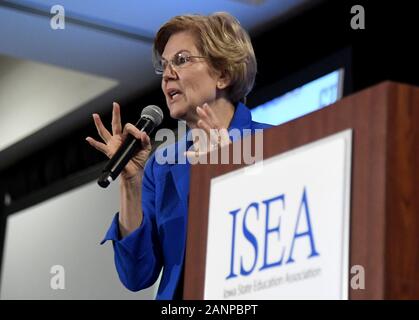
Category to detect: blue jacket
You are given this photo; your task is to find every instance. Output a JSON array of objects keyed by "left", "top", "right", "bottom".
[{"left": 101, "top": 103, "right": 271, "bottom": 299}]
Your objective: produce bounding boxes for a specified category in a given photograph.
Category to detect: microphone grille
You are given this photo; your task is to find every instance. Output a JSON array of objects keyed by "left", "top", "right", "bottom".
[{"left": 141, "top": 105, "right": 164, "bottom": 126}]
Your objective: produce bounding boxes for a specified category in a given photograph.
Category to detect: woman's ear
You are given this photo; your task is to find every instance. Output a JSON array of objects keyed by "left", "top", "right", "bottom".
[{"left": 216, "top": 70, "right": 231, "bottom": 90}]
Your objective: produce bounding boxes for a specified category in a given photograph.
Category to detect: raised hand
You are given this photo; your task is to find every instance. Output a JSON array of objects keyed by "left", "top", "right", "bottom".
[
  {"left": 185, "top": 103, "right": 232, "bottom": 160},
  {"left": 86, "top": 102, "right": 152, "bottom": 180}
]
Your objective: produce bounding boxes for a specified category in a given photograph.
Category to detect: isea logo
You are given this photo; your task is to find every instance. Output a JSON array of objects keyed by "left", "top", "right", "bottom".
[{"left": 226, "top": 187, "right": 320, "bottom": 279}]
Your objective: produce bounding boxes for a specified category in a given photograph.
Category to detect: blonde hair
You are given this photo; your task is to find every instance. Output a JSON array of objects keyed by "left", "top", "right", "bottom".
[{"left": 153, "top": 12, "right": 257, "bottom": 104}]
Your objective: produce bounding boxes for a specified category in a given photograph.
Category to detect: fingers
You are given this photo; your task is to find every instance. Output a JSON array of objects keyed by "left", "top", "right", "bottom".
[
  {"left": 184, "top": 150, "right": 205, "bottom": 160},
  {"left": 93, "top": 113, "right": 112, "bottom": 143},
  {"left": 122, "top": 123, "right": 142, "bottom": 140},
  {"left": 141, "top": 132, "right": 152, "bottom": 151},
  {"left": 85, "top": 137, "right": 109, "bottom": 156},
  {"left": 196, "top": 104, "right": 230, "bottom": 147},
  {"left": 196, "top": 104, "right": 217, "bottom": 129},
  {"left": 112, "top": 102, "right": 122, "bottom": 136},
  {"left": 196, "top": 118, "right": 213, "bottom": 136},
  {"left": 217, "top": 128, "right": 231, "bottom": 147},
  {"left": 202, "top": 103, "right": 219, "bottom": 127},
  {"left": 123, "top": 123, "right": 152, "bottom": 151},
  {"left": 196, "top": 105, "right": 217, "bottom": 141}
]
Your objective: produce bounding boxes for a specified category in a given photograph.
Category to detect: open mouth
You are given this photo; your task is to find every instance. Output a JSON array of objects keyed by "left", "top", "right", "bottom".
[{"left": 168, "top": 89, "right": 182, "bottom": 101}]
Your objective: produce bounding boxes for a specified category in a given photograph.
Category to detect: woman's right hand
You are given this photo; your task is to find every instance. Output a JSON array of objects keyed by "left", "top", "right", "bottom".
[{"left": 85, "top": 102, "right": 152, "bottom": 181}]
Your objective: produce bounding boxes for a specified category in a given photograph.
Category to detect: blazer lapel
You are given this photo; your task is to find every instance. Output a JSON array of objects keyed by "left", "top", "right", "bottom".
[
  {"left": 170, "top": 162, "right": 190, "bottom": 209},
  {"left": 169, "top": 135, "right": 191, "bottom": 209},
  {"left": 229, "top": 102, "right": 253, "bottom": 136}
]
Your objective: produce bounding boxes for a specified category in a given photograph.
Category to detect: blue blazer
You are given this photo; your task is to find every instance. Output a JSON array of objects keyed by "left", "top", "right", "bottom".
[{"left": 101, "top": 103, "right": 271, "bottom": 299}]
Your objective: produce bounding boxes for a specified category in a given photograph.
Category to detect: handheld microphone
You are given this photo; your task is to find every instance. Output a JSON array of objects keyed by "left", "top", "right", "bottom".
[{"left": 97, "top": 105, "right": 164, "bottom": 188}]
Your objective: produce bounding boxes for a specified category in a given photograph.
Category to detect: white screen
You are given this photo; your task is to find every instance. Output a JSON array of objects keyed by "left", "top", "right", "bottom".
[{"left": 0, "top": 178, "right": 160, "bottom": 300}]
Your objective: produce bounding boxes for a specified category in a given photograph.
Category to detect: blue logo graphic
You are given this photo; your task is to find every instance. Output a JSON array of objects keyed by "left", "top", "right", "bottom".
[{"left": 226, "top": 187, "right": 320, "bottom": 280}]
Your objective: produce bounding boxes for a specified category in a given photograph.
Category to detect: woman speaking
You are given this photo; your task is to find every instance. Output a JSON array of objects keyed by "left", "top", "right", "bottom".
[{"left": 86, "top": 12, "right": 270, "bottom": 299}]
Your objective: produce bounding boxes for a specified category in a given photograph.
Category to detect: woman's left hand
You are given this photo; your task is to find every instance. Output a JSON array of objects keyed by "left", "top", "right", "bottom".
[{"left": 185, "top": 103, "right": 232, "bottom": 160}]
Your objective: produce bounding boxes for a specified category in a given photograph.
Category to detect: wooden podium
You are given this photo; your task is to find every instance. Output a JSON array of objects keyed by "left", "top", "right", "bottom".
[{"left": 183, "top": 81, "right": 419, "bottom": 299}]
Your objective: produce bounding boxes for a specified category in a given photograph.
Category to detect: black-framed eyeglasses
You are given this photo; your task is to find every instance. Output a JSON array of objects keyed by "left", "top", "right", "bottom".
[{"left": 154, "top": 51, "right": 206, "bottom": 75}]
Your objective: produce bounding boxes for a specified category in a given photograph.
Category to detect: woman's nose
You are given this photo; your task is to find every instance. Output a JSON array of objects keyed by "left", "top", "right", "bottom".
[{"left": 162, "top": 63, "right": 177, "bottom": 81}]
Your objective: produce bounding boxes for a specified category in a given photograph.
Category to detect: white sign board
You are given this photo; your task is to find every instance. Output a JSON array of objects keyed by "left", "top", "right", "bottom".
[{"left": 204, "top": 130, "right": 352, "bottom": 300}]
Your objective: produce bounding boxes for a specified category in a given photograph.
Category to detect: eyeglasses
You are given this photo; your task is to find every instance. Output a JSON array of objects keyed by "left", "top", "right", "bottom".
[{"left": 154, "top": 51, "right": 206, "bottom": 75}]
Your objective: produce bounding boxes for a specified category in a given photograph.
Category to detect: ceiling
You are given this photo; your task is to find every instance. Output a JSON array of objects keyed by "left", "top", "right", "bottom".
[
  {"left": 0, "top": 54, "right": 118, "bottom": 151},
  {"left": 0, "top": 0, "right": 316, "bottom": 154}
]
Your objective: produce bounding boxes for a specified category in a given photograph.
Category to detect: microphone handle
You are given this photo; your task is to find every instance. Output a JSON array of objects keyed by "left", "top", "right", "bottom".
[{"left": 97, "top": 118, "right": 155, "bottom": 188}]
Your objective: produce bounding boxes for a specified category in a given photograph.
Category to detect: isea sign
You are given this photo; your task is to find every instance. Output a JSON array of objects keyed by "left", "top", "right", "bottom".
[
  {"left": 226, "top": 187, "right": 320, "bottom": 280},
  {"left": 204, "top": 130, "right": 352, "bottom": 299}
]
